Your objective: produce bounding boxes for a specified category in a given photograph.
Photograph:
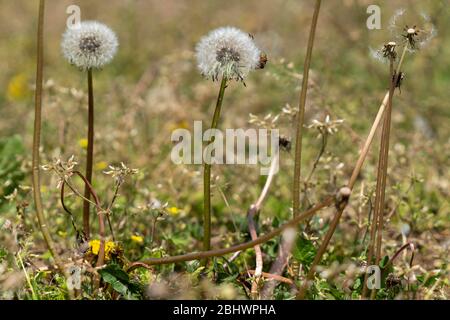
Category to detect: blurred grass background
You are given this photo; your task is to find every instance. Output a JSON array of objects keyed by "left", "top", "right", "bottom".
[{"left": 0, "top": 0, "right": 448, "bottom": 299}]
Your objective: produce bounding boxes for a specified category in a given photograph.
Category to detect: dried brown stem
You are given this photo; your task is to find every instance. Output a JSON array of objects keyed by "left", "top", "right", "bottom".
[
  {"left": 293, "top": 0, "right": 322, "bottom": 217},
  {"left": 247, "top": 156, "right": 279, "bottom": 299},
  {"left": 71, "top": 171, "right": 106, "bottom": 273},
  {"left": 246, "top": 270, "right": 295, "bottom": 286},
  {"left": 261, "top": 226, "right": 297, "bottom": 299},
  {"left": 385, "top": 242, "right": 415, "bottom": 270},
  {"left": 127, "top": 197, "right": 333, "bottom": 271},
  {"left": 297, "top": 45, "right": 410, "bottom": 300}
]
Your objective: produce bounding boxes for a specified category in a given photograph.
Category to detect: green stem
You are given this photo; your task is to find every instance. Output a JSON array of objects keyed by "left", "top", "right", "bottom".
[
  {"left": 203, "top": 77, "right": 227, "bottom": 254},
  {"left": 293, "top": 0, "right": 322, "bottom": 217},
  {"left": 82, "top": 68, "right": 94, "bottom": 238}
]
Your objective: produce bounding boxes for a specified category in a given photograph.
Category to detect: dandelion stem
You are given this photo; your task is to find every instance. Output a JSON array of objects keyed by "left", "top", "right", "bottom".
[
  {"left": 293, "top": 0, "right": 322, "bottom": 217},
  {"left": 82, "top": 68, "right": 95, "bottom": 238},
  {"left": 297, "top": 45, "right": 409, "bottom": 300},
  {"left": 366, "top": 45, "right": 408, "bottom": 299},
  {"left": 32, "top": 0, "right": 74, "bottom": 299},
  {"left": 32, "top": 0, "right": 64, "bottom": 271},
  {"left": 203, "top": 77, "right": 227, "bottom": 255}
]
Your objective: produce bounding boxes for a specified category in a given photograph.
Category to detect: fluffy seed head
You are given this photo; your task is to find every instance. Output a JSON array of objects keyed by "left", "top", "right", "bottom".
[
  {"left": 195, "top": 26, "right": 263, "bottom": 82},
  {"left": 61, "top": 21, "right": 118, "bottom": 70},
  {"left": 389, "top": 9, "right": 436, "bottom": 52}
]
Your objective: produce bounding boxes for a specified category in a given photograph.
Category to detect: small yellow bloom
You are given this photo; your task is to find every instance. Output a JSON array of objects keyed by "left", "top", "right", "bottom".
[
  {"left": 89, "top": 239, "right": 117, "bottom": 261},
  {"left": 58, "top": 231, "right": 67, "bottom": 238},
  {"left": 95, "top": 161, "right": 108, "bottom": 171},
  {"left": 78, "top": 138, "right": 88, "bottom": 149},
  {"left": 167, "top": 206, "right": 180, "bottom": 216},
  {"left": 7, "top": 74, "right": 29, "bottom": 101},
  {"left": 167, "top": 120, "right": 190, "bottom": 132},
  {"left": 130, "top": 235, "right": 144, "bottom": 245}
]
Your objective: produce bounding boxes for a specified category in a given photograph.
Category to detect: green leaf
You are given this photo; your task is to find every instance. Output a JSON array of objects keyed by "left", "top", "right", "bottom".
[
  {"left": 292, "top": 236, "right": 317, "bottom": 268},
  {"left": 379, "top": 255, "right": 390, "bottom": 268},
  {"left": 99, "top": 264, "right": 141, "bottom": 298}
]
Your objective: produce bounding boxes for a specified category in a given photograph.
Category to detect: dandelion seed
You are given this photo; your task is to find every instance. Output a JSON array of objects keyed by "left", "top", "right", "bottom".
[
  {"left": 195, "top": 26, "right": 264, "bottom": 82},
  {"left": 61, "top": 21, "right": 118, "bottom": 70}
]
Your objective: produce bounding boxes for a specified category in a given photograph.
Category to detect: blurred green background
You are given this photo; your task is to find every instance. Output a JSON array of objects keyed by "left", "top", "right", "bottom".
[{"left": 0, "top": 0, "right": 448, "bottom": 299}]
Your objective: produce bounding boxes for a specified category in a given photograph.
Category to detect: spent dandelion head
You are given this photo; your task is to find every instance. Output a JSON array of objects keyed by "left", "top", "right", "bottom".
[
  {"left": 195, "top": 26, "right": 265, "bottom": 82},
  {"left": 42, "top": 155, "right": 78, "bottom": 188},
  {"left": 103, "top": 162, "right": 138, "bottom": 185},
  {"left": 389, "top": 9, "right": 436, "bottom": 52},
  {"left": 306, "top": 115, "right": 344, "bottom": 137},
  {"left": 61, "top": 21, "right": 118, "bottom": 70},
  {"left": 370, "top": 41, "right": 398, "bottom": 65}
]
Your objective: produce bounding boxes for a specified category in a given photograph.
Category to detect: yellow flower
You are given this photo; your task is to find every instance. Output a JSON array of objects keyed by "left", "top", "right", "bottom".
[
  {"left": 78, "top": 138, "right": 88, "bottom": 149},
  {"left": 167, "top": 120, "right": 190, "bottom": 132},
  {"left": 130, "top": 235, "right": 144, "bottom": 245},
  {"left": 95, "top": 161, "right": 108, "bottom": 171},
  {"left": 89, "top": 239, "right": 117, "bottom": 261},
  {"left": 58, "top": 231, "right": 67, "bottom": 238},
  {"left": 167, "top": 206, "right": 180, "bottom": 216},
  {"left": 7, "top": 74, "right": 29, "bottom": 101}
]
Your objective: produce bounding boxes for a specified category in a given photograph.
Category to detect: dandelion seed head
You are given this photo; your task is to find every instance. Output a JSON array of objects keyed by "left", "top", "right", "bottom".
[
  {"left": 61, "top": 21, "right": 118, "bottom": 70},
  {"left": 388, "top": 9, "right": 436, "bottom": 52},
  {"left": 195, "top": 26, "right": 263, "bottom": 82},
  {"left": 406, "top": 28, "right": 416, "bottom": 35}
]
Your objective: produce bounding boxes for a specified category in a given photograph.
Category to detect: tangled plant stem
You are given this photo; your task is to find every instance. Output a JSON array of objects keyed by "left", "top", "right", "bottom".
[
  {"left": 247, "top": 156, "right": 279, "bottom": 299},
  {"left": 297, "top": 45, "right": 409, "bottom": 300},
  {"left": 128, "top": 196, "right": 334, "bottom": 270},
  {"left": 203, "top": 77, "right": 227, "bottom": 256},
  {"left": 364, "top": 45, "right": 409, "bottom": 299}
]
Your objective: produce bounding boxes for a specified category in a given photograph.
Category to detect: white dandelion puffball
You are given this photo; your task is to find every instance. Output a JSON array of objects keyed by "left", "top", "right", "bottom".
[
  {"left": 61, "top": 21, "right": 118, "bottom": 70},
  {"left": 195, "top": 26, "right": 263, "bottom": 82}
]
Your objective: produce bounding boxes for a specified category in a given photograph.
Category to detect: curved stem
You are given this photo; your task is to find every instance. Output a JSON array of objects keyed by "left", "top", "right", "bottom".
[
  {"left": 32, "top": 0, "right": 64, "bottom": 269},
  {"left": 32, "top": 0, "right": 73, "bottom": 299},
  {"left": 247, "top": 156, "right": 279, "bottom": 299},
  {"left": 74, "top": 171, "right": 105, "bottom": 272},
  {"left": 82, "top": 68, "right": 94, "bottom": 238},
  {"left": 203, "top": 77, "right": 227, "bottom": 254},
  {"left": 293, "top": 0, "right": 322, "bottom": 217},
  {"left": 128, "top": 196, "right": 333, "bottom": 271},
  {"left": 384, "top": 242, "right": 415, "bottom": 270}
]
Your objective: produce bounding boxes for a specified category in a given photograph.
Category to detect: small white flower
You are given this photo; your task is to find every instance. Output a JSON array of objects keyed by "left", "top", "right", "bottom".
[
  {"left": 195, "top": 26, "right": 264, "bottom": 82},
  {"left": 61, "top": 21, "right": 118, "bottom": 70}
]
